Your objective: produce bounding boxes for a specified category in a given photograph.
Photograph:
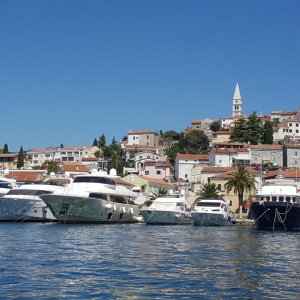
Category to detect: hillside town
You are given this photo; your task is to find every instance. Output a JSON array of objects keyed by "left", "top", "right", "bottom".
[{"left": 1, "top": 83, "right": 300, "bottom": 212}]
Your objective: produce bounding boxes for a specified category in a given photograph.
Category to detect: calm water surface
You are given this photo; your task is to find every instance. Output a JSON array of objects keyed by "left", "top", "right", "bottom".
[{"left": 0, "top": 223, "right": 299, "bottom": 299}]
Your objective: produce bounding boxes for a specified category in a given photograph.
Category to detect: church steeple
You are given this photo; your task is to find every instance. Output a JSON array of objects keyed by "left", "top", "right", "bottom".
[{"left": 232, "top": 82, "right": 242, "bottom": 118}]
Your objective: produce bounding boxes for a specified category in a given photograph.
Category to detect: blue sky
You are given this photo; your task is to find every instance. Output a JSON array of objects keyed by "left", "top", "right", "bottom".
[{"left": 1, "top": 0, "right": 300, "bottom": 152}]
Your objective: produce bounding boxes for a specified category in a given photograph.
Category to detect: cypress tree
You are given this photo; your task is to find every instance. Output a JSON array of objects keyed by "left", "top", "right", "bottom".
[
  {"left": 262, "top": 121, "right": 274, "bottom": 144},
  {"left": 92, "top": 138, "right": 98, "bottom": 146},
  {"left": 17, "top": 146, "right": 25, "bottom": 169},
  {"left": 3, "top": 144, "right": 9, "bottom": 154}
]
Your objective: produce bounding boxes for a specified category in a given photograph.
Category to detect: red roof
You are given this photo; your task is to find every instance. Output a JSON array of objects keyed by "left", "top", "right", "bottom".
[{"left": 176, "top": 154, "right": 209, "bottom": 160}]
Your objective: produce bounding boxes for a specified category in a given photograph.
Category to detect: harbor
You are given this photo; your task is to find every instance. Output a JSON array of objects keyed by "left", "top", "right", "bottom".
[{"left": 0, "top": 222, "right": 298, "bottom": 299}]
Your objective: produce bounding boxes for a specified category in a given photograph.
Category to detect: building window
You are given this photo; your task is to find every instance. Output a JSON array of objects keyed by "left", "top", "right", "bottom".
[
  {"left": 297, "top": 130, "right": 299, "bottom": 133},
  {"left": 289, "top": 129, "right": 292, "bottom": 133},
  {"left": 289, "top": 123, "right": 292, "bottom": 127},
  {"left": 145, "top": 171, "right": 149, "bottom": 175},
  {"left": 147, "top": 135, "right": 149, "bottom": 139},
  {"left": 297, "top": 123, "right": 299, "bottom": 127},
  {"left": 157, "top": 170, "right": 161, "bottom": 175},
  {"left": 185, "top": 174, "right": 188, "bottom": 178},
  {"left": 295, "top": 151, "right": 298, "bottom": 156},
  {"left": 217, "top": 184, "right": 221, "bottom": 191}
]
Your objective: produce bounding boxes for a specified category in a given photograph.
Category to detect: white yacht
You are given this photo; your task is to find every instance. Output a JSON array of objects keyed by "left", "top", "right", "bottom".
[
  {"left": 191, "top": 198, "right": 236, "bottom": 226},
  {"left": 0, "top": 177, "right": 71, "bottom": 222},
  {"left": 140, "top": 191, "right": 192, "bottom": 225},
  {"left": 0, "top": 177, "right": 18, "bottom": 196},
  {"left": 39, "top": 170, "right": 141, "bottom": 224}
]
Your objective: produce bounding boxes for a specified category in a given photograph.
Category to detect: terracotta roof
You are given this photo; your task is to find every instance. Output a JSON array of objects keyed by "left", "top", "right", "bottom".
[
  {"left": 5, "top": 170, "right": 46, "bottom": 182},
  {"left": 211, "top": 167, "right": 261, "bottom": 179},
  {"left": 115, "top": 178, "right": 133, "bottom": 187},
  {"left": 81, "top": 157, "right": 97, "bottom": 161},
  {"left": 176, "top": 154, "right": 209, "bottom": 160},
  {"left": 62, "top": 162, "right": 88, "bottom": 172},
  {"left": 138, "top": 175, "right": 173, "bottom": 186},
  {"left": 202, "top": 166, "right": 234, "bottom": 173},
  {"left": 271, "top": 110, "right": 299, "bottom": 115},
  {"left": 191, "top": 120, "right": 202, "bottom": 124},
  {"left": 0, "top": 153, "right": 18, "bottom": 158}
]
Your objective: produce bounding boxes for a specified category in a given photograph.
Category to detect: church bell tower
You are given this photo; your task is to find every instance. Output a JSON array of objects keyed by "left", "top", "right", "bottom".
[{"left": 232, "top": 82, "right": 242, "bottom": 118}]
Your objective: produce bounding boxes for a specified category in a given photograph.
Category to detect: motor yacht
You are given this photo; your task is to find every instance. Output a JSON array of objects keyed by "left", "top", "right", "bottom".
[
  {"left": 40, "top": 170, "right": 141, "bottom": 224},
  {"left": 0, "top": 177, "right": 72, "bottom": 222},
  {"left": 0, "top": 177, "right": 18, "bottom": 196},
  {"left": 191, "top": 198, "right": 236, "bottom": 226},
  {"left": 250, "top": 175, "right": 300, "bottom": 230},
  {"left": 140, "top": 190, "right": 192, "bottom": 225}
]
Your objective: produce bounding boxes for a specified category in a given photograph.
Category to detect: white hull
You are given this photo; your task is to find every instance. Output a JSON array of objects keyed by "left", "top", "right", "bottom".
[
  {"left": 140, "top": 209, "right": 192, "bottom": 225},
  {"left": 192, "top": 212, "right": 235, "bottom": 226},
  {"left": 41, "top": 194, "right": 140, "bottom": 224},
  {"left": 0, "top": 197, "right": 56, "bottom": 222}
]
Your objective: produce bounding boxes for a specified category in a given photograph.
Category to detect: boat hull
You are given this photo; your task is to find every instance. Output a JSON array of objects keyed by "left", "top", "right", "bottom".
[
  {"left": 40, "top": 194, "right": 140, "bottom": 224},
  {"left": 250, "top": 201, "right": 300, "bottom": 230},
  {"left": 191, "top": 212, "right": 235, "bottom": 226},
  {"left": 0, "top": 197, "right": 55, "bottom": 222},
  {"left": 140, "top": 209, "right": 192, "bottom": 225}
]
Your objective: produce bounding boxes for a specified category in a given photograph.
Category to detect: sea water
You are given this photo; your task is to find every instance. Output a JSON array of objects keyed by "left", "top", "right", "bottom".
[{"left": 0, "top": 223, "right": 299, "bottom": 299}]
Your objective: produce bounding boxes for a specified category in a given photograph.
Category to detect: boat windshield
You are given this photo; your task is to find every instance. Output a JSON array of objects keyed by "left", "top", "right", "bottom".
[
  {"left": 73, "top": 176, "right": 115, "bottom": 186},
  {"left": 197, "top": 202, "right": 221, "bottom": 207},
  {"left": 0, "top": 181, "right": 12, "bottom": 189},
  {"left": 6, "top": 189, "right": 53, "bottom": 196}
]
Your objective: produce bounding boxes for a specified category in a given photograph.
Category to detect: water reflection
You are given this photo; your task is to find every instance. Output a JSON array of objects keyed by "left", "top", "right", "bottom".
[{"left": 0, "top": 223, "right": 299, "bottom": 299}]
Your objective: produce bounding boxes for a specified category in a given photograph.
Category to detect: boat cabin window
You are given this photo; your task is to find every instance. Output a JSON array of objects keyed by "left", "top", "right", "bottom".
[
  {"left": 197, "top": 202, "right": 221, "bottom": 207},
  {"left": 286, "top": 196, "right": 290, "bottom": 202},
  {"left": 110, "top": 195, "right": 127, "bottom": 204},
  {"left": 74, "top": 176, "right": 115, "bottom": 186},
  {"left": 272, "top": 196, "right": 277, "bottom": 201},
  {"left": 6, "top": 189, "right": 53, "bottom": 196},
  {"left": 89, "top": 193, "right": 107, "bottom": 200},
  {"left": 0, "top": 181, "right": 12, "bottom": 189}
]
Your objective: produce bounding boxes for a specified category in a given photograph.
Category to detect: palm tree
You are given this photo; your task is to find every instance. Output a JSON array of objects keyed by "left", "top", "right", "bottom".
[
  {"left": 143, "top": 187, "right": 168, "bottom": 207},
  {"left": 193, "top": 182, "right": 221, "bottom": 207},
  {"left": 224, "top": 166, "right": 256, "bottom": 215},
  {"left": 197, "top": 182, "right": 220, "bottom": 199}
]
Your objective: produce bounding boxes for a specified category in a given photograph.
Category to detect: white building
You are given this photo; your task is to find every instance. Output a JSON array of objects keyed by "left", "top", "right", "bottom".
[
  {"left": 27, "top": 146, "right": 99, "bottom": 167},
  {"left": 175, "top": 153, "right": 209, "bottom": 181},
  {"left": 209, "top": 147, "right": 250, "bottom": 167}
]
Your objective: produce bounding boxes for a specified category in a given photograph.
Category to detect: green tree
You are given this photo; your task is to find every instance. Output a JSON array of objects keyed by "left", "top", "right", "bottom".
[
  {"left": 184, "top": 130, "right": 209, "bottom": 153},
  {"left": 230, "top": 117, "right": 248, "bottom": 143},
  {"left": 17, "top": 146, "right": 25, "bottom": 169},
  {"left": 224, "top": 166, "right": 256, "bottom": 215},
  {"left": 196, "top": 182, "right": 221, "bottom": 200},
  {"left": 41, "top": 160, "right": 61, "bottom": 174},
  {"left": 230, "top": 112, "right": 264, "bottom": 144},
  {"left": 143, "top": 187, "right": 168, "bottom": 207},
  {"left": 98, "top": 134, "right": 106, "bottom": 149},
  {"left": 262, "top": 121, "right": 274, "bottom": 144},
  {"left": 164, "top": 143, "right": 182, "bottom": 160},
  {"left": 3, "top": 144, "right": 9, "bottom": 154},
  {"left": 244, "top": 112, "right": 263, "bottom": 144},
  {"left": 92, "top": 138, "right": 98, "bottom": 146},
  {"left": 209, "top": 121, "right": 221, "bottom": 132}
]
